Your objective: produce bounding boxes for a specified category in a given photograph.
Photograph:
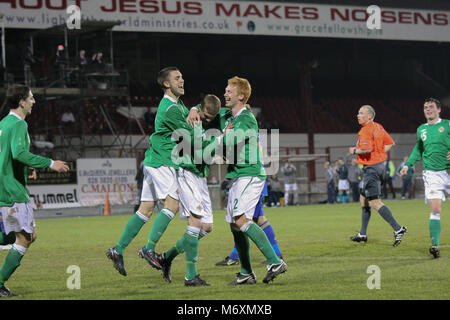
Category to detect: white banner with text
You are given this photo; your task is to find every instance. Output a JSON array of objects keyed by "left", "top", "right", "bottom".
[
  {"left": 77, "top": 158, "right": 138, "bottom": 207},
  {"left": 0, "top": 1, "right": 448, "bottom": 42},
  {"left": 28, "top": 184, "right": 82, "bottom": 209}
]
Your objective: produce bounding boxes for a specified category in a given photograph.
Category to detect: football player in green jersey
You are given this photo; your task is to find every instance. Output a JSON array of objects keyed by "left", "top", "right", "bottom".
[
  {"left": 220, "top": 76, "right": 287, "bottom": 285},
  {"left": 152, "top": 94, "right": 230, "bottom": 286},
  {"left": 0, "top": 85, "right": 69, "bottom": 297},
  {"left": 400, "top": 98, "right": 449, "bottom": 259},
  {"left": 107, "top": 67, "right": 191, "bottom": 276}
]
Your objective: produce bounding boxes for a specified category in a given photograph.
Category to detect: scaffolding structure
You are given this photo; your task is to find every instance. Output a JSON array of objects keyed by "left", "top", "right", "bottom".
[{"left": 0, "top": 22, "right": 147, "bottom": 161}]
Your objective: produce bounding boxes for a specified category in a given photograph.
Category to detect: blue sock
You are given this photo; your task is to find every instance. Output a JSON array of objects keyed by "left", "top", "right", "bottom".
[
  {"left": 229, "top": 221, "right": 282, "bottom": 259},
  {"left": 229, "top": 246, "right": 239, "bottom": 260},
  {"left": 259, "top": 221, "right": 282, "bottom": 257}
]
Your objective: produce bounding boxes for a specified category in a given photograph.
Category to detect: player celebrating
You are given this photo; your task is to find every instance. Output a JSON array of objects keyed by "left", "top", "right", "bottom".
[
  {"left": 216, "top": 129, "right": 283, "bottom": 266},
  {"left": 221, "top": 76, "right": 287, "bottom": 285},
  {"left": 400, "top": 98, "right": 449, "bottom": 258},
  {"left": 151, "top": 94, "right": 226, "bottom": 286},
  {"left": 349, "top": 105, "right": 407, "bottom": 246},
  {"left": 0, "top": 85, "right": 69, "bottom": 297},
  {"left": 106, "top": 67, "right": 188, "bottom": 276}
]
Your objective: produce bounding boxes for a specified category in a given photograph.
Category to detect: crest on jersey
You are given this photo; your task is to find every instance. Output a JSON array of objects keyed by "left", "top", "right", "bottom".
[{"left": 438, "top": 126, "right": 444, "bottom": 133}]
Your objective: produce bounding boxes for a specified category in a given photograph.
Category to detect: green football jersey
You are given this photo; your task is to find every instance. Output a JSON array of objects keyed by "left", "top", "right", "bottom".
[
  {"left": 143, "top": 95, "right": 190, "bottom": 169},
  {"left": 222, "top": 108, "right": 266, "bottom": 180},
  {"left": 405, "top": 118, "right": 449, "bottom": 171},
  {"left": 176, "top": 107, "right": 233, "bottom": 178},
  {"left": 0, "top": 112, "right": 52, "bottom": 206}
]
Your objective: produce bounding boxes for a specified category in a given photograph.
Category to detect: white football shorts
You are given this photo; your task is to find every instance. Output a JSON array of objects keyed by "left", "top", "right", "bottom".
[
  {"left": 284, "top": 183, "right": 298, "bottom": 192},
  {"left": 226, "top": 177, "right": 265, "bottom": 223},
  {"left": 422, "top": 170, "right": 450, "bottom": 203},
  {"left": 177, "top": 168, "right": 213, "bottom": 224},
  {"left": 338, "top": 179, "right": 350, "bottom": 191},
  {"left": 1, "top": 202, "right": 35, "bottom": 235},
  {"left": 140, "top": 165, "right": 179, "bottom": 202}
]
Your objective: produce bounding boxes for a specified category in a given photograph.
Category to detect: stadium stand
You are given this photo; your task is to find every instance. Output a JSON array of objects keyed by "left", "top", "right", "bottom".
[{"left": 25, "top": 94, "right": 446, "bottom": 136}]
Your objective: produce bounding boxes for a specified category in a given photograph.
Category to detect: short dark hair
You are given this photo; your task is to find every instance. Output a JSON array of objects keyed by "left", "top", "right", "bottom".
[
  {"left": 5, "top": 84, "right": 30, "bottom": 110},
  {"left": 157, "top": 66, "right": 179, "bottom": 90},
  {"left": 424, "top": 97, "right": 441, "bottom": 109}
]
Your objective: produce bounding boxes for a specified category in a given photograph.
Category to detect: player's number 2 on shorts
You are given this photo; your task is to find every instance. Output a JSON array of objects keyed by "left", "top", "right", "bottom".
[{"left": 233, "top": 199, "right": 238, "bottom": 211}]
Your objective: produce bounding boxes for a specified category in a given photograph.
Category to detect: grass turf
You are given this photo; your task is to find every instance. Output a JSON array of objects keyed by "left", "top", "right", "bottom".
[{"left": 1, "top": 199, "right": 448, "bottom": 300}]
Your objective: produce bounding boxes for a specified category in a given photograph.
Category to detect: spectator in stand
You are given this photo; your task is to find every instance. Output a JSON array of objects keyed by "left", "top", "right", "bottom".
[
  {"left": 267, "top": 174, "right": 282, "bottom": 207},
  {"left": 77, "top": 49, "right": 88, "bottom": 72},
  {"left": 91, "top": 52, "right": 105, "bottom": 72},
  {"left": 348, "top": 158, "right": 362, "bottom": 202},
  {"left": 397, "top": 156, "right": 414, "bottom": 200},
  {"left": 76, "top": 49, "right": 88, "bottom": 86},
  {"left": 324, "top": 161, "right": 336, "bottom": 204},
  {"left": 337, "top": 158, "right": 350, "bottom": 203},
  {"left": 280, "top": 160, "right": 298, "bottom": 206},
  {"left": 54, "top": 45, "right": 68, "bottom": 87},
  {"left": 333, "top": 160, "right": 340, "bottom": 194},
  {"left": 382, "top": 158, "right": 396, "bottom": 199}
]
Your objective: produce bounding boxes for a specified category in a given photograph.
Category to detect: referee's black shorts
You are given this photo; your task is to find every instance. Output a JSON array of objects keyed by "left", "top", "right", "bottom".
[{"left": 360, "top": 162, "right": 386, "bottom": 200}]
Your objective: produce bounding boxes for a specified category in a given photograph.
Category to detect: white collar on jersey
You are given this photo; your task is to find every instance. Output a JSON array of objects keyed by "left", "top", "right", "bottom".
[
  {"left": 163, "top": 94, "right": 178, "bottom": 103},
  {"left": 8, "top": 111, "right": 23, "bottom": 120},
  {"left": 426, "top": 118, "right": 441, "bottom": 125},
  {"left": 233, "top": 106, "right": 245, "bottom": 118}
]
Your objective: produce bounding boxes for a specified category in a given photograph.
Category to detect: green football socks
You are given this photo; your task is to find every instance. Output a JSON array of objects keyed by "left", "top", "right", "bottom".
[
  {"left": 0, "top": 244, "right": 26, "bottom": 286},
  {"left": 429, "top": 213, "right": 441, "bottom": 247},
  {"left": 243, "top": 222, "right": 281, "bottom": 265},
  {"left": 145, "top": 208, "right": 174, "bottom": 251},
  {"left": 115, "top": 212, "right": 147, "bottom": 255},
  {"left": 164, "top": 229, "right": 209, "bottom": 263},
  {"left": 184, "top": 227, "right": 200, "bottom": 280},
  {"left": 232, "top": 229, "right": 252, "bottom": 275},
  {"left": 164, "top": 226, "right": 209, "bottom": 280}
]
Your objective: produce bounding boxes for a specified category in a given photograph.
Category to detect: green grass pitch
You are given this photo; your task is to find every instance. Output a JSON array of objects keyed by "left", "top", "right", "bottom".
[{"left": 2, "top": 199, "right": 448, "bottom": 300}]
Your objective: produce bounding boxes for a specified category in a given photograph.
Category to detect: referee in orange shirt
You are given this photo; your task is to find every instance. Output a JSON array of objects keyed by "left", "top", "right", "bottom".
[{"left": 349, "top": 105, "right": 407, "bottom": 247}]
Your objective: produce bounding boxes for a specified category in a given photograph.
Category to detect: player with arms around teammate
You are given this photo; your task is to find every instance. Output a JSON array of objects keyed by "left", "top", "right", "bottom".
[
  {"left": 349, "top": 105, "right": 407, "bottom": 246},
  {"left": 187, "top": 102, "right": 284, "bottom": 268},
  {"left": 106, "top": 67, "right": 188, "bottom": 276},
  {"left": 400, "top": 98, "right": 449, "bottom": 258},
  {"left": 0, "top": 84, "right": 69, "bottom": 297},
  {"left": 152, "top": 94, "right": 229, "bottom": 286},
  {"left": 221, "top": 76, "right": 287, "bottom": 285}
]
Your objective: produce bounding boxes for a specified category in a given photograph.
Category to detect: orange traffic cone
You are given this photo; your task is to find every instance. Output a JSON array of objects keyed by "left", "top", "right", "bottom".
[{"left": 103, "top": 192, "right": 111, "bottom": 216}]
